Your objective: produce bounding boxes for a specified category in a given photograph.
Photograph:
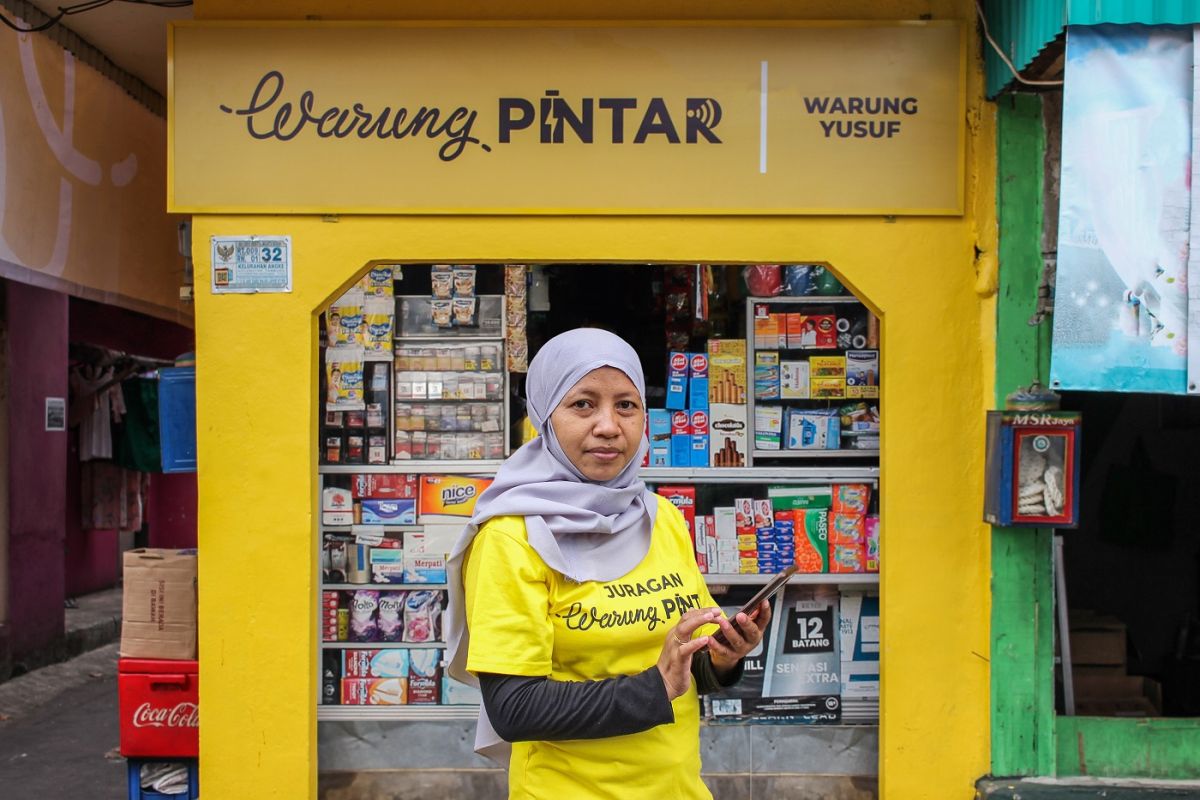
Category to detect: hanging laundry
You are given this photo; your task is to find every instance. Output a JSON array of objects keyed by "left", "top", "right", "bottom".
[
  {"left": 81, "top": 462, "right": 149, "bottom": 532},
  {"left": 70, "top": 365, "right": 124, "bottom": 461},
  {"left": 114, "top": 377, "right": 161, "bottom": 473}
]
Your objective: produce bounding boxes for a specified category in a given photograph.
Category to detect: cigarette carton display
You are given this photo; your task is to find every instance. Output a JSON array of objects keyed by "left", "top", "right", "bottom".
[
  {"left": 780, "top": 361, "right": 810, "bottom": 399},
  {"left": 707, "top": 340, "right": 747, "bottom": 404},
  {"left": 710, "top": 403, "right": 748, "bottom": 467},
  {"left": 666, "top": 352, "right": 688, "bottom": 410}
]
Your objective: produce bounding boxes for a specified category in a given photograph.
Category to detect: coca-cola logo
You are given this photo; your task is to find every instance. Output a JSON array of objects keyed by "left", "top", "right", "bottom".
[{"left": 132, "top": 701, "right": 199, "bottom": 729}]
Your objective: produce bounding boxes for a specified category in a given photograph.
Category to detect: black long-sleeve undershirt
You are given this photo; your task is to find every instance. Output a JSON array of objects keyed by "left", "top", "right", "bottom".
[{"left": 478, "top": 652, "right": 745, "bottom": 743}]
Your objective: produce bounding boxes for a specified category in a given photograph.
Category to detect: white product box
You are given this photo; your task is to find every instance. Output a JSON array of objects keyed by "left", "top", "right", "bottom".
[
  {"left": 781, "top": 361, "right": 811, "bottom": 400},
  {"left": 709, "top": 404, "right": 748, "bottom": 468},
  {"left": 754, "top": 405, "right": 782, "bottom": 451}
]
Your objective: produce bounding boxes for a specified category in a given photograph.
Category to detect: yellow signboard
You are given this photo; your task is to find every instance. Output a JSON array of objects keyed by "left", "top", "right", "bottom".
[{"left": 169, "top": 22, "right": 964, "bottom": 215}]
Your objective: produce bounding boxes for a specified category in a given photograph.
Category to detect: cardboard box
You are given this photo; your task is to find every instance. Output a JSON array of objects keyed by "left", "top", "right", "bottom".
[
  {"left": 1069, "top": 616, "right": 1127, "bottom": 666},
  {"left": 754, "top": 405, "right": 782, "bottom": 451},
  {"left": 404, "top": 553, "right": 448, "bottom": 584},
  {"left": 845, "top": 350, "right": 879, "bottom": 399},
  {"left": 120, "top": 549, "right": 197, "bottom": 660},
  {"left": 809, "top": 356, "right": 846, "bottom": 378},
  {"left": 369, "top": 548, "right": 406, "bottom": 584},
  {"left": 753, "top": 309, "right": 780, "bottom": 350},
  {"left": 648, "top": 409, "right": 671, "bottom": 467},
  {"left": 341, "top": 677, "right": 407, "bottom": 705},
  {"left": 754, "top": 352, "right": 781, "bottom": 400},
  {"left": 666, "top": 351, "right": 688, "bottom": 410},
  {"left": 688, "top": 353, "right": 710, "bottom": 410},
  {"left": 352, "top": 474, "right": 419, "bottom": 500},
  {"left": 785, "top": 409, "right": 841, "bottom": 449},
  {"left": 323, "top": 486, "right": 354, "bottom": 526},
  {"left": 657, "top": 485, "right": 696, "bottom": 538},
  {"left": 707, "top": 339, "right": 747, "bottom": 404},
  {"left": 671, "top": 434, "right": 692, "bottom": 467},
  {"left": 359, "top": 498, "right": 417, "bottom": 526},
  {"left": 710, "top": 403, "right": 748, "bottom": 467},
  {"left": 343, "top": 649, "right": 411, "bottom": 678},
  {"left": 418, "top": 475, "right": 492, "bottom": 521}
]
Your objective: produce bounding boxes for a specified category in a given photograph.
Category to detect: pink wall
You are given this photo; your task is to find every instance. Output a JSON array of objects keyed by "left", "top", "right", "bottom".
[
  {"left": 7, "top": 283, "right": 68, "bottom": 658},
  {"left": 63, "top": 297, "right": 196, "bottom": 596}
]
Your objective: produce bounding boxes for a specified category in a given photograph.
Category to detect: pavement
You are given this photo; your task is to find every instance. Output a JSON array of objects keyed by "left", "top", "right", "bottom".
[{"left": 0, "top": 588, "right": 127, "bottom": 797}]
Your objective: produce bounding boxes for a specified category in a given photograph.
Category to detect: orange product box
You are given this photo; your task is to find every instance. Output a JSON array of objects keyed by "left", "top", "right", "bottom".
[
  {"left": 419, "top": 475, "right": 493, "bottom": 519},
  {"left": 829, "top": 541, "right": 866, "bottom": 573},
  {"left": 828, "top": 512, "right": 866, "bottom": 545},
  {"left": 793, "top": 508, "right": 829, "bottom": 573}
]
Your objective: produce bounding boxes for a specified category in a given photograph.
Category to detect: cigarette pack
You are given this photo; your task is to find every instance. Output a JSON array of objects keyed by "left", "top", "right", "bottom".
[
  {"left": 709, "top": 403, "right": 748, "bottom": 468},
  {"left": 648, "top": 409, "right": 671, "bottom": 467},
  {"left": 666, "top": 352, "right": 688, "bottom": 410},
  {"left": 707, "top": 340, "right": 747, "bottom": 404},
  {"left": 754, "top": 351, "right": 781, "bottom": 400},
  {"left": 780, "top": 361, "right": 810, "bottom": 399}
]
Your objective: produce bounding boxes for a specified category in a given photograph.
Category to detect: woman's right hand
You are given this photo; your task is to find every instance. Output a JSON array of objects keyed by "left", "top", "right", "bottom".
[{"left": 656, "top": 608, "right": 720, "bottom": 701}]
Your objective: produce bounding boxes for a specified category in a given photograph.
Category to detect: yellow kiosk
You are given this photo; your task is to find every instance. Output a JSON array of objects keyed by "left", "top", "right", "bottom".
[{"left": 174, "top": 2, "right": 996, "bottom": 797}]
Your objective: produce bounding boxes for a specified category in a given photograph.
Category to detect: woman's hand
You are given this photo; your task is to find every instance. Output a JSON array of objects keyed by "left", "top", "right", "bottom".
[
  {"left": 656, "top": 608, "right": 719, "bottom": 701},
  {"left": 708, "top": 600, "right": 772, "bottom": 675}
]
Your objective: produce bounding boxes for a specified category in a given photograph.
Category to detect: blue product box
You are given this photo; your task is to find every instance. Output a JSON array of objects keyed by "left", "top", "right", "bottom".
[
  {"left": 649, "top": 409, "right": 671, "bottom": 467},
  {"left": 690, "top": 434, "right": 709, "bottom": 468},
  {"left": 688, "top": 377, "right": 710, "bottom": 411},
  {"left": 666, "top": 352, "right": 688, "bottom": 410},
  {"left": 360, "top": 498, "right": 417, "bottom": 525},
  {"left": 671, "top": 434, "right": 692, "bottom": 468}
]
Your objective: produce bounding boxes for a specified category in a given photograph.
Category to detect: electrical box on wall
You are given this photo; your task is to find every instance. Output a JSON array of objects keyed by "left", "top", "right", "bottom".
[{"left": 984, "top": 411, "right": 1081, "bottom": 528}]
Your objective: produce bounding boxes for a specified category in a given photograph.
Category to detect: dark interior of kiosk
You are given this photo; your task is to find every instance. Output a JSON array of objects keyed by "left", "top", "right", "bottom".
[{"left": 1057, "top": 390, "right": 1200, "bottom": 717}]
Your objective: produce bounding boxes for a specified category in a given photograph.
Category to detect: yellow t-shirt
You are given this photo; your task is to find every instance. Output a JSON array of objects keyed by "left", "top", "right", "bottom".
[{"left": 464, "top": 494, "right": 719, "bottom": 800}]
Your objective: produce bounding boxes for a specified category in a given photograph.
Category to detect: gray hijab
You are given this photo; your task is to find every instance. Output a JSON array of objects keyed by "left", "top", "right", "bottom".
[{"left": 444, "top": 328, "right": 657, "bottom": 761}]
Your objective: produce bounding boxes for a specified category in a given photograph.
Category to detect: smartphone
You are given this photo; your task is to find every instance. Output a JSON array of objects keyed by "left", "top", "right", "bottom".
[{"left": 710, "top": 565, "right": 797, "bottom": 647}]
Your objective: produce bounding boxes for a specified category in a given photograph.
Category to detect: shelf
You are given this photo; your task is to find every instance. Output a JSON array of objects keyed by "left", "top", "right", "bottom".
[
  {"left": 393, "top": 334, "right": 503, "bottom": 342},
  {"left": 323, "top": 583, "right": 447, "bottom": 590},
  {"left": 703, "top": 573, "right": 878, "bottom": 586},
  {"left": 318, "top": 705, "right": 479, "bottom": 721},
  {"left": 321, "top": 641, "right": 444, "bottom": 649},
  {"left": 322, "top": 526, "right": 422, "bottom": 534},
  {"left": 752, "top": 450, "right": 879, "bottom": 459},
  {"left": 320, "top": 461, "right": 502, "bottom": 474},
  {"left": 749, "top": 295, "right": 864, "bottom": 305},
  {"left": 640, "top": 466, "right": 877, "bottom": 483}
]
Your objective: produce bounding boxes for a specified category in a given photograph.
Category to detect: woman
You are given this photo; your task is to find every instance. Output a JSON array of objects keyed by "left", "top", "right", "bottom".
[{"left": 446, "top": 328, "right": 769, "bottom": 799}]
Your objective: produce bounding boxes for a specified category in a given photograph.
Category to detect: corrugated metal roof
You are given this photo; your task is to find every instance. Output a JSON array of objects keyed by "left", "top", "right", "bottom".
[{"left": 984, "top": 0, "right": 1200, "bottom": 97}]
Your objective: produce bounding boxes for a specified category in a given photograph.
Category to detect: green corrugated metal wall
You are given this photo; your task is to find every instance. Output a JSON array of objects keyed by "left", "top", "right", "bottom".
[{"left": 983, "top": 0, "right": 1200, "bottom": 97}]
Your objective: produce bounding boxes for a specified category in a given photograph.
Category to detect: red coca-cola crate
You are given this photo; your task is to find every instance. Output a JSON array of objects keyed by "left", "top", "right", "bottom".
[{"left": 118, "top": 658, "right": 199, "bottom": 758}]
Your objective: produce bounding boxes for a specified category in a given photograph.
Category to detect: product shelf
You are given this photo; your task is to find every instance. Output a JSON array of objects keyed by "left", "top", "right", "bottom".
[
  {"left": 323, "top": 583, "right": 448, "bottom": 591},
  {"left": 640, "top": 466, "right": 878, "bottom": 483},
  {"left": 318, "top": 705, "right": 479, "bottom": 721},
  {"left": 320, "top": 461, "right": 502, "bottom": 474},
  {"left": 322, "top": 526, "right": 423, "bottom": 535},
  {"left": 703, "top": 573, "right": 878, "bottom": 587},
  {"left": 749, "top": 295, "right": 864, "bottom": 305},
  {"left": 751, "top": 450, "right": 880, "bottom": 459},
  {"left": 321, "top": 641, "right": 444, "bottom": 650}
]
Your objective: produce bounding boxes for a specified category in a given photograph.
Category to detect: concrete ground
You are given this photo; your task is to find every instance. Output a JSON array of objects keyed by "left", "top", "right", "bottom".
[{"left": 0, "top": 588, "right": 127, "bottom": 797}]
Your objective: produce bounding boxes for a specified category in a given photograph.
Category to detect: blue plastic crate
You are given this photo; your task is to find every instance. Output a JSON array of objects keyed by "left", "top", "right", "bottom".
[{"left": 126, "top": 758, "right": 199, "bottom": 800}]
